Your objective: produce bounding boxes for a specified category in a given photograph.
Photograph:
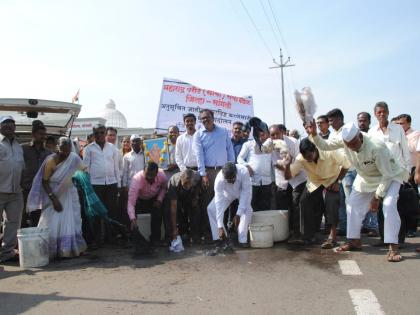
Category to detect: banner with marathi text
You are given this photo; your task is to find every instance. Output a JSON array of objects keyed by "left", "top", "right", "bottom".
[{"left": 156, "top": 78, "right": 254, "bottom": 133}]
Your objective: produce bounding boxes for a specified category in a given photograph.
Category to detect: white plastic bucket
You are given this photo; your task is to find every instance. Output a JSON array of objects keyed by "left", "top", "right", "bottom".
[
  {"left": 17, "top": 227, "right": 49, "bottom": 269},
  {"left": 249, "top": 223, "right": 274, "bottom": 248},
  {"left": 136, "top": 214, "right": 151, "bottom": 241},
  {"left": 252, "top": 210, "right": 289, "bottom": 242}
]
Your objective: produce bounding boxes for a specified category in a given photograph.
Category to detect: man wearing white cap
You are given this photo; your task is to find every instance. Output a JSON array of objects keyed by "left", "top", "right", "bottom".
[
  {"left": 0, "top": 116, "right": 25, "bottom": 262},
  {"left": 306, "top": 121, "right": 408, "bottom": 262}
]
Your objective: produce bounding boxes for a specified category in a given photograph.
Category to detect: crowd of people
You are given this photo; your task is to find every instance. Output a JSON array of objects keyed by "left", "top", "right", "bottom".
[{"left": 0, "top": 100, "right": 419, "bottom": 264}]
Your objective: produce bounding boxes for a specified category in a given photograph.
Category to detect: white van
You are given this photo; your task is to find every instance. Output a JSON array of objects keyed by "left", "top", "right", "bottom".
[{"left": 0, "top": 98, "right": 81, "bottom": 144}]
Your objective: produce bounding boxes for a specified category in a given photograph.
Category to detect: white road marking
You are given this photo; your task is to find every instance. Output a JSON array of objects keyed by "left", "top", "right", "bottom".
[
  {"left": 339, "top": 260, "right": 363, "bottom": 275},
  {"left": 349, "top": 289, "right": 385, "bottom": 315}
]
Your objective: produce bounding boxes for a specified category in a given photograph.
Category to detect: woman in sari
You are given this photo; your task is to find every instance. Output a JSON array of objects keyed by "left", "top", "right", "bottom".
[{"left": 27, "top": 137, "right": 87, "bottom": 258}]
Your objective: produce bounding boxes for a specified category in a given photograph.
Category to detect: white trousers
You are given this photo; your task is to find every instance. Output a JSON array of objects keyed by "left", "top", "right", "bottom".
[
  {"left": 207, "top": 197, "right": 252, "bottom": 244},
  {"left": 347, "top": 181, "right": 401, "bottom": 244}
]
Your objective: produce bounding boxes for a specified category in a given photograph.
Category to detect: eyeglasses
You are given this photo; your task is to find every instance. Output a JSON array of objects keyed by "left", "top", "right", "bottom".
[{"left": 94, "top": 131, "right": 105, "bottom": 135}]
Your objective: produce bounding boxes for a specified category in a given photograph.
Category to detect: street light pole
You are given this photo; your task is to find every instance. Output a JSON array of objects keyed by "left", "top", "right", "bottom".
[{"left": 269, "top": 49, "right": 295, "bottom": 126}]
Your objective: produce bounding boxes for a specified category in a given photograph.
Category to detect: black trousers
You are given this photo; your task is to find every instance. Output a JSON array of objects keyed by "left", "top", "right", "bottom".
[
  {"left": 164, "top": 195, "right": 201, "bottom": 240},
  {"left": 118, "top": 189, "right": 130, "bottom": 228},
  {"left": 289, "top": 182, "right": 306, "bottom": 236},
  {"left": 200, "top": 168, "right": 220, "bottom": 236},
  {"left": 92, "top": 184, "right": 118, "bottom": 243},
  {"left": 224, "top": 199, "right": 239, "bottom": 232},
  {"left": 275, "top": 184, "right": 293, "bottom": 230},
  {"left": 252, "top": 184, "right": 272, "bottom": 211},
  {"left": 135, "top": 197, "right": 163, "bottom": 242},
  {"left": 299, "top": 186, "right": 340, "bottom": 240}
]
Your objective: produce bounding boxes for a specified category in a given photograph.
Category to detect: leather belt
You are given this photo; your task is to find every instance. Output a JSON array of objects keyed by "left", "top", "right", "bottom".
[{"left": 205, "top": 166, "right": 223, "bottom": 170}]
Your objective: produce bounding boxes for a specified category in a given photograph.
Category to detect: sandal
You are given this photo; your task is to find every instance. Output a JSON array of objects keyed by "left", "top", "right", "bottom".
[
  {"left": 387, "top": 250, "right": 403, "bottom": 263},
  {"left": 336, "top": 242, "right": 362, "bottom": 252},
  {"left": 321, "top": 239, "right": 338, "bottom": 249}
]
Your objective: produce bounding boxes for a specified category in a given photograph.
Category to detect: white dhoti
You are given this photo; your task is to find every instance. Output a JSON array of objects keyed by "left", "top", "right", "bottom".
[
  {"left": 346, "top": 180, "right": 401, "bottom": 244},
  {"left": 207, "top": 197, "right": 252, "bottom": 244}
]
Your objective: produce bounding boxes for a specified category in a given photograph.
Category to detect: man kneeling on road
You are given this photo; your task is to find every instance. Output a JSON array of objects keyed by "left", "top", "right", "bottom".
[
  {"left": 207, "top": 162, "right": 253, "bottom": 248},
  {"left": 166, "top": 169, "right": 202, "bottom": 252},
  {"left": 307, "top": 121, "right": 408, "bottom": 262},
  {"left": 128, "top": 162, "right": 167, "bottom": 247}
]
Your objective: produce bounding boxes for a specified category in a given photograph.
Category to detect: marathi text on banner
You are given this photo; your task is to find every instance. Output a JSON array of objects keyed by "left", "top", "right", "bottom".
[{"left": 155, "top": 78, "right": 254, "bottom": 133}]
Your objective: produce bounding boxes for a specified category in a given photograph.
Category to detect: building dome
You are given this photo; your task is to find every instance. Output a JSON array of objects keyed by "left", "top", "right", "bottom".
[{"left": 99, "top": 99, "right": 127, "bottom": 128}]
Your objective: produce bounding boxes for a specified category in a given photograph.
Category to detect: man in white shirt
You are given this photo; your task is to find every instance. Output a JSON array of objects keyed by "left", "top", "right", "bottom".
[
  {"left": 175, "top": 113, "right": 198, "bottom": 171},
  {"left": 106, "top": 127, "right": 118, "bottom": 145},
  {"left": 166, "top": 125, "right": 180, "bottom": 176},
  {"left": 368, "top": 102, "right": 411, "bottom": 171},
  {"left": 120, "top": 134, "right": 145, "bottom": 228},
  {"left": 83, "top": 124, "right": 120, "bottom": 245},
  {"left": 307, "top": 121, "right": 408, "bottom": 262},
  {"left": 396, "top": 113, "right": 420, "bottom": 237},
  {"left": 238, "top": 121, "right": 273, "bottom": 211},
  {"left": 397, "top": 114, "right": 420, "bottom": 170},
  {"left": 0, "top": 116, "right": 25, "bottom": 262},
  {"left": 207, "top": 162, "right": 252, "bottom": 247},
  {"left": 269, "top": 124, "right": 307, "bottom": 240},
  {"left": 122, "top": 134, "right": 145, "bottom": 190},
  {"left": 368, "top": 102, "right": 411, "bottom": 245}
]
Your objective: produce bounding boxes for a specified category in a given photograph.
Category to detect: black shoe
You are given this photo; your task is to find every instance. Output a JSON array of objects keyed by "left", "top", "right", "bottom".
[
  {"left": 151, "top": 240, "right": 167, "bottom": 247},
  {"left": 237, "top": 242, "right": 250, "bottom": 248},
  {"left": 406, "top": 231, "right": 417, "bottom": 238},
  {"left": 0, "top": 253, "right": 19, "bottom": 263},
  {"left": 215, "top": 239, "right": 234, "bottom": 253},
  {"left": 361, "top": 227, "right": 370, "bottom": 234},
  {"left": 337, "top": 229, "right": 346, "bottom": 236},
  {"left": 372, "top": 241, "right": 387, "bottom": 247},
  {"left": 88, "top": 242, "right": 99, "bottom": 251},
  {"left": 288, "top": 237, "right": 316, "bottom": 246}
]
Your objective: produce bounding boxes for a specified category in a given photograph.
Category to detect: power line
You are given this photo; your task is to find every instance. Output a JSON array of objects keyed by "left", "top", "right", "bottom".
[
  {"left": 239, "top": 0, "right": 274, "bottom": 59},
  {"left": 258, "top": 0, "right": 281, "bottom": 49},
  {"left": 228, "top": 0, "right": 270, "bottom": 62},
  {"left": 267, "top": 0, "right": 290, "bottom": 56}
]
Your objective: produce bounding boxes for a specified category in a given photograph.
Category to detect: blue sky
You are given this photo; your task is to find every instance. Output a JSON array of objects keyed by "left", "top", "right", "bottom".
[{"left": 1, "top": 0, "right": 419, "bottom": 132}]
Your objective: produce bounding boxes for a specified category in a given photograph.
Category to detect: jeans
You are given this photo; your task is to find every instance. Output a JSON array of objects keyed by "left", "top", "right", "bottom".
[
  {"left": 362, "top": 212, "right": 379, "bottom": 232},
  {"left": 339, "top": 170, "right": 356, "bottom": 231}
]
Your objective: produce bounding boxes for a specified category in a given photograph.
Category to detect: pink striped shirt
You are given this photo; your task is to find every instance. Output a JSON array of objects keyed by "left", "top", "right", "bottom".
[{"left": 127, "top": 169, "right": 167, "bottom": 220}]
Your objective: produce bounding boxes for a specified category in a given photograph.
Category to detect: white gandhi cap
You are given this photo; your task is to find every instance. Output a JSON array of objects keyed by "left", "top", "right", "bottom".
[
  {"left": 341, "top": 122, "right": 359, "bottom": 142},
  {"left": 130, "top": 134, "right": 142, "bottom": 141}
]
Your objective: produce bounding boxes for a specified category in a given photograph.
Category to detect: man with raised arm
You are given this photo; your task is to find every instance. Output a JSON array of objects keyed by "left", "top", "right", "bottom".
[{"left": 306, "top": 121, "right": 408, "bottom": 262}]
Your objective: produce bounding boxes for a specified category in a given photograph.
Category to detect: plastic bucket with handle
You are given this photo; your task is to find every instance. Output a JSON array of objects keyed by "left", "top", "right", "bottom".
[
  {"left": 249, "top": 223, "right": 274, "bottom": 248},
  {"left": 17, "top": 227, "right": 49, "bottom": 268}
]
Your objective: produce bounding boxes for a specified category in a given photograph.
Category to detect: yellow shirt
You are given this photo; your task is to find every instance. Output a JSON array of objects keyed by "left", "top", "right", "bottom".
[{"left": 290, "top": 149, "right": 350, "bottom": 192}]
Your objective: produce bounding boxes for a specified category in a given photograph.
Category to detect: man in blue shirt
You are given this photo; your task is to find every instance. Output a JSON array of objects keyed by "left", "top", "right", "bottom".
[{"left": 193, "top": 109, "right": 235, "bottom": 239}]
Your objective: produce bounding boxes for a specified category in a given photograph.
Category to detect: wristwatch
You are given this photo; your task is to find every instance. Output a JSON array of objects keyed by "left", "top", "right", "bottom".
[
  {"left": 337, "top": 179, "right": 342, "bottom": 184},
  {"left": 48, "top": 193, "right": 55, "bottom": 199}
]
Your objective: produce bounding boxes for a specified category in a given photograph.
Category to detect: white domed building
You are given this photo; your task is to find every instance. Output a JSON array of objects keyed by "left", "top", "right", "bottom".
[
  {"left": 71, "top": 99, "right": 154, "bottom": 146},
  {"left": 98, "top": 99, "right": 127, "bottom": 129}
]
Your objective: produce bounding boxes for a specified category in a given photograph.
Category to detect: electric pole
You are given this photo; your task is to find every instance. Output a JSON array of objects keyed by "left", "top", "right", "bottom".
[{"left": 269, "top": 49, "right": 295, "bottom": 126}]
